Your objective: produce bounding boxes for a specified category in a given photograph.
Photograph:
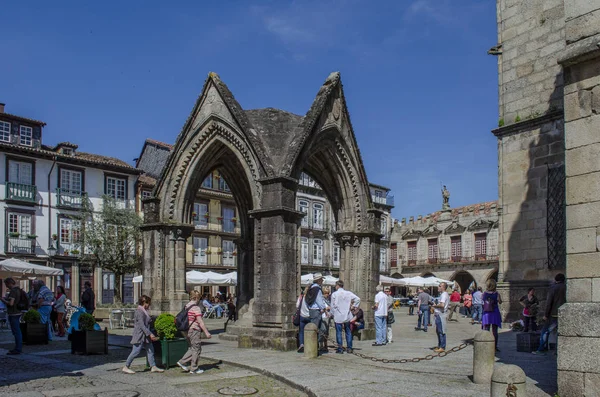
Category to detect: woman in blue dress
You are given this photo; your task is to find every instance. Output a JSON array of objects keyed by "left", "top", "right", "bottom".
[{"left": 481, "top": 279, "right": 502, "bottom": 352}]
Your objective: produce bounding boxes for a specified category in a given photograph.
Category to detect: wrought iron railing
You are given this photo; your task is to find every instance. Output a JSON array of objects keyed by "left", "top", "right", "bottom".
[
  {"left": 192, "top": 215, "right": 241, "bottom": 234},
  {"left": 6, "top": 182, "right": 37, "bottom": 203},
  {"left": 403, "top": 254, "right": 499, "bottom": 266},
  {"left": 57, "top": 188, "right": 86, "bottom": 209},
  {"left": 6, "top": 236, "right": 35, "bottom": 254},
  {"left": 372, "top": 195, "right": 394, "bottom": 206}
]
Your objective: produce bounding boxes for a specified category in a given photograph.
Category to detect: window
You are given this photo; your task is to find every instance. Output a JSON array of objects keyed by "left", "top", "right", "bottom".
[
  {"left": 379, "top": 248, "right": 387, "bottom": 271},
  {"left": 390, "top": 243, "right": 397, "bottom": 267},
  {"left": 8, "top": 212, "right": 31, "bottom": 236},
  {"left": 428, "top": 239, "right": 438, "bottom": 264},
  {"left": 451, "top": 236, "right": 462, "bottom": 262},
  {"left": 193, "top": 237, "right": 208, "bottom": 265},
  {"left": 60, "top": 169, "right": 82, "bottom": 194},
  {"left": 62, "top": 148, "right": 73, "bottom": 156},
  {"left": 222, "top": 240, "right": 236, "bottom": 266},
  {"left": 193, "top": 202, "right": 208, "bottom": 229},
  {"left": 375, "top": 190, "right": 383, "bottom": 198},
  {"left": 19, "top": 126, "right": 32, "bottom": 146},
  {"left": 218, "top": 176, "right": 230, "bottom": 192},
  {"left": 333, "top": 242, "right": 340, "bottom": 267},
  {"left": 313, "top": 238, "right": 323, "bottom": 265},
  {"left": 407, "top": 241, "right": 417, "bottom": 265},
  {"left": 141, "top": 190, "right": 152, "bottom": 199},
  {"left": 0, "top": 121, "right": 10, "bottom": 142},
  {"left": 299, "top": 200, "right": 309, "bottom": 227},
  {"left": 300, "top": 173, "right": 311, "bottom": 186},
  {"left": 201, "top": 174, "right": 212, "bottom": 189},
  {"left": 60, "top": 218, "right": 81, "bottom": 245},
  {"left": 102, "top": 272, "right": 115, "bottom": 304},
  {"left": 222, "top": 206, "right": 235, "bottom": 233},
  {"left": 8, "top": 160, "right": 33, "bottom": 185},
  {"left": 301, "top": 237, "right": 309, "bottom": 264},
  {"left": 313, "top": 203, "right": 324, "bottom": 229},
  {"left": 106, "top": 176, "right": 126, "bottom": 200},
  {"left": 475, "top": 233, "right": 487, "bottom": 260}
]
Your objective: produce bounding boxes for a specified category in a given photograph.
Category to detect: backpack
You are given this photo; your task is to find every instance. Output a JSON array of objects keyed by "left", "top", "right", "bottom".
[
  {"left": 175, "top": 304, "right": 198, "bottom": 332},
  {"left": 17, "top": 288, "right": 29, "bottom": 311},
  {"left": 483, "top": 293, "right": 497, "bottom": 312},
  {"left": 304, "top": 285, "right": 320, "bottom": 307}
]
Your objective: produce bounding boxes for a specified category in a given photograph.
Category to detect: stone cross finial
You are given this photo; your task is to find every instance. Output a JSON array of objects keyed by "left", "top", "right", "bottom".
[{"left": 442, "top": 185, "right": 450, "bottom": 210}]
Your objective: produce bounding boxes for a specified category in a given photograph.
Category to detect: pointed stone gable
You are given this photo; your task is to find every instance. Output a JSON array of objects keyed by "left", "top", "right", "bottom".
[{"left": 190, "top": 84, "right": 237, "bottom": 131}]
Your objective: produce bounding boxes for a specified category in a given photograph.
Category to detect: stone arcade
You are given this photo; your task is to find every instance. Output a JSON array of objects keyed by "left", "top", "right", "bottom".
[{"left": 141, "top": 72, "right": 383, "bottom": 350}]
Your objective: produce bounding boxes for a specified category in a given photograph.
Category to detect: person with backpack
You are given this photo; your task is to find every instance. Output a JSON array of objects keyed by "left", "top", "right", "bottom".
[
  {"left": 481, "top": 279, "right": 502, "bottom": 352},
  {"left": 32, "top": 280, "right": 55, "bottom": 341},
  {"left": 122, "top": 295, "right": 163, "bottom": 374},
  {"left": 177, "top": 290, "right": 211, "bottom": 374},
  {"left": 304, "top": 273, "right": 329, "bottom": 353},
  {"left": 1, "top": 278, "right": 25, "bottom": 355}
]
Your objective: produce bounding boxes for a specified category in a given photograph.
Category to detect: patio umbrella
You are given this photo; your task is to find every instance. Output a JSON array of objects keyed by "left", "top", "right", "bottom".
[{"left": 0, "top": 258, "right": 63, "bottom": 278}]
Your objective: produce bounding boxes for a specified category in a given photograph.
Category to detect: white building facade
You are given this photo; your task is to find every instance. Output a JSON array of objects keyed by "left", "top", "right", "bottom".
[{"left": 0, "top": 104, "right": 139, "bottom": 304}]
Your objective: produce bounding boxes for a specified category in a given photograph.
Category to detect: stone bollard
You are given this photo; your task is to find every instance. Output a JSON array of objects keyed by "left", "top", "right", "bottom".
[
  {"left": 491, "top": 364, "right": 527, "bottom": 397},
  {"left": 304, "top": 323, "right": 318, "bottom": 359},
  {"left": 473, "top": 330, "right": 496, "bottom": 384}
]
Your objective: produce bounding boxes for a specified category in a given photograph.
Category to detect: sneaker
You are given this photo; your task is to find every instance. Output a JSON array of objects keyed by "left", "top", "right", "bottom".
[
  {"left": 434, "top": 348, "right": 445, "bottom": 353},
  {"left": 7, "top": 350, "right": 21, "bottom": 355},
  {"left": 347, "top": 348, "right": 353, "bottom": 354},
  {"left": 297, "top": 345, "right": 304, "bottom": 353},
  {"left": 122, "top": 366, "right": 135, "bottom": 374},
  {"left": 423, "top": 329, "right": 428, "bottom": 332},
  {"left": 190, "top": 369, "right": 204, "bottom": 374},
  {"left": 336, "top": 349, "right": 343, "bottom": 354},
  {"left": 372, "top": 343, "right": 383, "bottom": 346},
  {"left": 177, "top": 362, "right": 189, "bottom": 372},
  {"left": 414, "top": 327, "right": 422, "bottom": 331},
  {"left": 151, "top": 366, "right": 164, "bottom": 373},
  {"left": 532, "top": 350, "right": 547, "bottom": 355}
]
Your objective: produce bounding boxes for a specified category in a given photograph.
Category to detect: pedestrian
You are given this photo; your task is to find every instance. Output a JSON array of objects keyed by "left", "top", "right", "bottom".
[
  {"left": 447, "top": 288, "right": 461, "bottom": 322},
  {"left": 223, "top": 296, "right": 236, "bottom": 331},
  {"left": 373, "top": 285, "right": 387, "bottom": 346},
  {"left": 433, "top": 282, "right": 449, "bottom": 353},
  {"left": 33, "top": 280, "right": 55, "bottom": 341},
  {"left": 462, "top": 289, "right": 473, "bottom": 318},
  {"left": 319, "top": 287, "right": 333, "bottom": 353},
  {"left": 296, "top": 288, "right": 310, "bottom": 353},
  {"left": 349, "top": 306, "right": 364, "bottom": 336},
  {"left": 408, "top": 291, "right": 416, "bottom": 315},
  {"left": 54, "top": 286, "right": 67, "bottom": 337},
  {"left": 415, "top": 287, "right": 432, "bottom": 332},
  {"left": 330, "top": 280, "right": 360, "bottom": 354},
  {"left": 385, "top": 287, "right": 394, "bottom": 343},
  {"left": 471, "top": 287, "right": 483, "bottom": 324},
  {"left": 481, "top": 279, "right": 502, "bottom": 352},
  {"left": 304, "top": 273, "right": 329, "bottom": 352},
  {"left": 519, "top": 288, "right": 539, "bottom": 333},
  {"left": 122, "top": 295, "right": 164, "bottom": 374},
  {"left": 1, "top": 278, "right": 24, "bottom": 355},
  {"left": 202, "top": 294, "right": 222, "bottom": 318},
  {"left": 177, "top": 290, "right": 212, "bottom": 374},
  {"left": 81, "top": 281, "right": 95, "bottom": 315},
  {"left": 533, "top": 273, "right": 566, "bottom": 355}
]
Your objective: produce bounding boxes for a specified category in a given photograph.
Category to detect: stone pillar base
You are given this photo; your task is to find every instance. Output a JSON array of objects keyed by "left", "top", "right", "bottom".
[
  {"left": 151, "top": 293, "right": 188, "bottom": 315},
  {"left": 237, "top": 326, "right": 298, "bottom": 351},
  {"left": 360, "top": 327, "right": 376, "bottom": 341},
  {"left": 558, "top": 303, "right": 600, "bottom": 397}
]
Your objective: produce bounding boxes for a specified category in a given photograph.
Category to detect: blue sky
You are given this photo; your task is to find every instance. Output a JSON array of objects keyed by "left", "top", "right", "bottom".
[{"left": 0, "top": 0, "right": 499, "bottom": 219}]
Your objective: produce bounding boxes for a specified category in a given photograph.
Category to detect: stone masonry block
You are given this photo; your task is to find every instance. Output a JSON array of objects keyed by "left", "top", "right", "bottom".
[
  {"left": 564, "top": 0, "right": 600, "bottom": 20},
  {"left": 558, "top": 335, "right": 600, "bottom": 373},
  {"left": 564, "top": 58, "right": 600, "bottom": 94},
  {"left": 566, "top": 227, "right": 597, "bottom": 254},
  {"left": 566, "top": 172, "right": 600, "bottom": 205},
  {"left": 586, "top": 373, "right": 600, "bottom": 396},
  {"left": 567, "top": 278, "right": 592, "bottom": 302},
  {"left": 558, "top": 369, "right": 585, "bottom": 397},
  {"left": 593, "top": 85, "right": 600, "bottom": 113},
  {"left": 560, "top": 303, "right": 600, "bottom": 337},
  {"left": 566, "top": 144, "right": 600, "bottom": 176},
  {"left": 566, "top": 9, "right": 600, "bottom": 44},
  {"left": 593, "top": 278, "right": 600, "bottom": 302},
  {"left": 567, "top": 252, "right": 600, "bottom": 278},
  {"left": 565, "top": 90, "right": 592, "bottom": 121},
  {"left": 567, "top": 201, "right": 600, "bottom": 229},
  {"left": 565, "top": 113, "right": 600, "bottom": 149}
]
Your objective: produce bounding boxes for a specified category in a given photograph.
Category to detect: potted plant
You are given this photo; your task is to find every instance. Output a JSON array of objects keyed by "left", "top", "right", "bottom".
[
  {"left": 70, "top": 312, "right": 108, "bottom": 355},
  {"left": 151, "top": 314, "right": 187, "bottom": 368},
  {"left": 204, "top": 212, "right": 210, "bottom": 219},
  {"left": 231, "top": 217, "right": 238, "bottom": 223},
  {"left": 64, "top": 250, "right": 69, "bottom": 256},
  {"left": 191, "top": 211, "right": 198, "bottom": 220},
  {"left": 26, "top": 234, "right": 37, "bottom": 239},
  {"left": 205, "top": 248, "right": 212, "bottom": 254},
  {"left": 217, "top": 216, "right": 223, "bottom": 221},
  {"left": 232, "top": 250, "right": 238, "bottom": 256},
  {"left": 52, "top": 234, "right": 58, "bottom": 241},
  {"left": 71, "top": 249, "right": 80, "bottom": 255},
  {"left": 20, "top": 309, "right": 48, "bottom": 345},
  {"left": 216, "top": 248, "right": 223, "bottom": 255},
  {"left": 8, "top": 232, "right": 20, "bottom": 238}
]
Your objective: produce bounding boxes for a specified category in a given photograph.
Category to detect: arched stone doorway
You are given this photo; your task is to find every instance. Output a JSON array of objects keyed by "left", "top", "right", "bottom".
[
  {"left": 141, "top": 72, "right": 381, "bottom": 350},
  {"left": 450, "top": 270, "right": 477, "bottom": 293}
]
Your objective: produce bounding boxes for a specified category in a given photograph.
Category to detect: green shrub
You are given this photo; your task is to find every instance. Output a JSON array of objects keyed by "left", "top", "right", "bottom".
[
  {"left": 78, "top": 313, "right": 96, "bottom": 331},
  {"left": 154, "top": 313, "right": 177, "bottom": 340},
  {"left": 498, "top": 118, "right": 505, "bottom": 127},
  {"left": 23, "top": 309, "right": 41, "bottom": 324}
]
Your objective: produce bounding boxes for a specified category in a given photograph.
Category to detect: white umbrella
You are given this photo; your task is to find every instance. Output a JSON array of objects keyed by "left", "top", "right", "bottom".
[
  {"left": 131, "top": 270, "right": 237, "bottom": 286},
  {"left": 380, "top": 275, "right": 407, "bottom": 286},
  {"left": 301, "top": 273, "right": 338, "bottom": 286},
  {"left": 400, "top": 276, "right": 454, "bottom": 288},
  {"left": 0, "top": 258, "right": 63, "bottom": 278},
  {"left": 132, "top": 275, "right": 143, "bottom": 283}
]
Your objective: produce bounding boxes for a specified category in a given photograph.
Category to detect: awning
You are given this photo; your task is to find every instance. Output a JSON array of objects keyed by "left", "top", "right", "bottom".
[
  {"left": 0, "top": 258, "right": 64, "bottom": 278},
  {"left": 131, "top": 270, "right": 238, "bottom": 286}
]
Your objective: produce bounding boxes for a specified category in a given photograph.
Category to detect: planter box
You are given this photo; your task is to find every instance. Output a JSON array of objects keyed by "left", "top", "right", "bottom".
[
  {"left": 150, "top": 338, "right": 188, "bottom": 368},
  {"left": 71, "top": 329, "right": 108, "bottom": 355},
  {"left": 20, "top": 323, "right": 49, "bottom": 345},
  {"left": 516, "top": 332, "right": 540, "bottom": 352}
]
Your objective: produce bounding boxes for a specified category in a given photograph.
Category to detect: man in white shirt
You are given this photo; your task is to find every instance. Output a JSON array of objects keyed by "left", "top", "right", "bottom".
[
  {"left": 434, "top": 282, "right": 450, "bottom": 353},
  {"left": 330, "top": 280, "right": 360, "bottom": 354},
  {"left": 373, "top": 285, "right": 388, "bottom": 346}
]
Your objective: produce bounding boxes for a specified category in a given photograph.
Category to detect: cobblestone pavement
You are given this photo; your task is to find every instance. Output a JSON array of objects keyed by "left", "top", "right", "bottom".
[{"left": 0, "top": 309, "right": 557, "bottom": 397}]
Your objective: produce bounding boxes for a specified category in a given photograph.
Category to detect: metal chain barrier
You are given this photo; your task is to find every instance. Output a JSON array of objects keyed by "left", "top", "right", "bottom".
[{"left": 315, "top": 327, "right": 472, "bottom": 364}]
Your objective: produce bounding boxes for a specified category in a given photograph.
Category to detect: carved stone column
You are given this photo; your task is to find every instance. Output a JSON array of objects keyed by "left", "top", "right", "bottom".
[{"left": 233, "top": 237, "right": 254, "bottom": 311}]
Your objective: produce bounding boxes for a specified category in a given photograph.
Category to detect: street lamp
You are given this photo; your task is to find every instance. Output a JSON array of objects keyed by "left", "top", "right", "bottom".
[{"left": 47, "top": 243, "right": 57, "bottom": 258}]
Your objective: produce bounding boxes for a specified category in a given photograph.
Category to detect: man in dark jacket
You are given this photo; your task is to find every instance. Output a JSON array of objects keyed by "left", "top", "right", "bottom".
[
  {"left": 81, "top": 281, "right": 95, "bottom": 314},
  {"left": 533, "top": 273, "right": 566, "bottom": 355}
]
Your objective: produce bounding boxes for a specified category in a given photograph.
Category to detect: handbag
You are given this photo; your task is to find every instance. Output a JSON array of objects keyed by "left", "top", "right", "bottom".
[
  {"left": 292, "top": 296, "right": 303, "bottom": 326},
  {"left": 429, "top": 306, "right": 435, "bottom": 315},
  {"left": 387, "top": 311, "right": 395, "bottom": 324},
  {"left": 483, "top": 294, "right": 497, "bottom": 312}
]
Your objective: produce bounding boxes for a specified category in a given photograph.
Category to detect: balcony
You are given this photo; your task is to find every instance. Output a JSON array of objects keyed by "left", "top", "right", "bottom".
[
  {"left": 59, "top": 242, "right": 81, "bottom": 256},
  {"left": 192, "top": 250, "right": 237, "bottom": 267},
  {"left": 6, "top": 182, "right": 37, "bottom": 203},
  {"left": 192, "top": 216, "right": 241, "bottom": 234},
  {"left": 404, "top": 254, "right": 500, "bottom": 267},
  {"left": 57, "top": 188, "right": 86, "bottom": 209},
  {"left": 372, "top": 195, "right": 394, "bottom": 207},
  {"left": 6, "top": 236, "right": 36, "bottom": 254}
]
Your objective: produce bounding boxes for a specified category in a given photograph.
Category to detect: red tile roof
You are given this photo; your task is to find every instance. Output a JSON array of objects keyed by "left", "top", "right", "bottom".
[
  {"left": 0, "top": 112, "right": 46, "bottom": 126},
  {"left": 138, "top": 174, "right": 157, "bottom": 187},
  {"left": 145, "top": 138, "right": 173, "bottom": 150}
]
